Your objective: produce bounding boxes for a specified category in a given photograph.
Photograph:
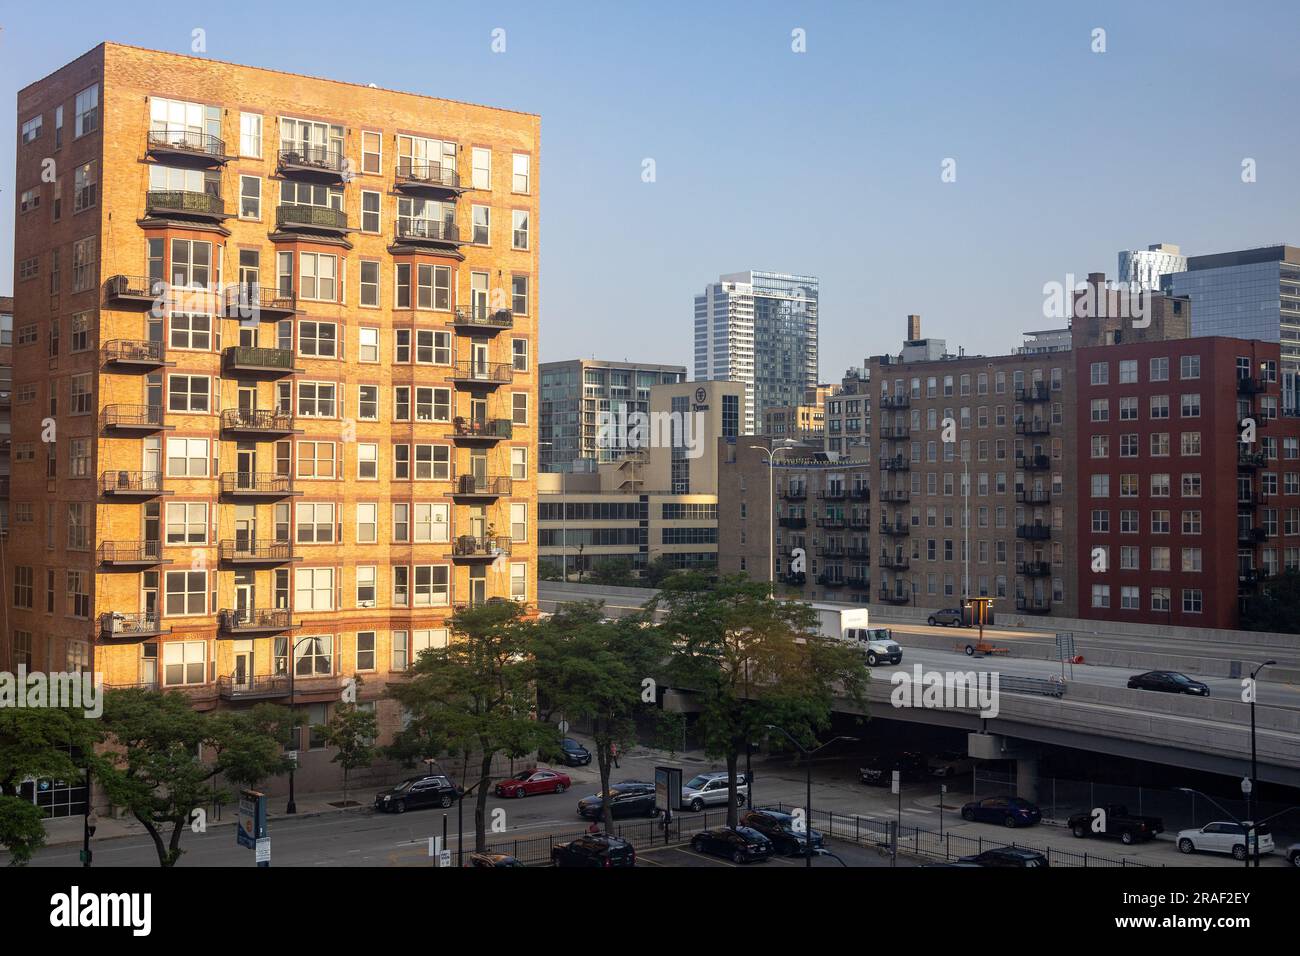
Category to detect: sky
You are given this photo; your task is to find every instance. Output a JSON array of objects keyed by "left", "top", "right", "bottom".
[{"left": 2, "top": 0, "right": 1299, "bottom": 380}]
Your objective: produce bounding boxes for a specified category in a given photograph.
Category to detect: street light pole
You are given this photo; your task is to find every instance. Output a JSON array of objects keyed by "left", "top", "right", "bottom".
[
  {"left": 1248, "top": 660, "right": 1275, "bottom": 867},
  {"left": 285, "top": 633, "right": 318, "bottom": 814},
  {"left": 749, "top": 440, "right": 797, "bottom": 595},
  {"left": 766, "top": 725, "right": 856, "bottom": 868}
]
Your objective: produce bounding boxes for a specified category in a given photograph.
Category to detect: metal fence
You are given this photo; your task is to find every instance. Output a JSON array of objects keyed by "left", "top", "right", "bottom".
[{"left": 480, "top": 808, "right": 735, "bottom": 865}]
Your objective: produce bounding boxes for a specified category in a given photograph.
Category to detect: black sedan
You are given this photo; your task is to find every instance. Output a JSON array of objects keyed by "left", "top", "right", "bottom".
[
  {"left": 554, "top": 737, "right": 593, "bottom": 766},
  {"left": 690, "top": 826, "right": 774, "bottom": 864},
  {"left": 577, "top": 784, "right": 660, "bottom": 820},
  {"left": 960, "top": 796, "right": 1042, "bottom": 828},
  {"left": 374, "top": 774, "right": 461, "bottom": 813},
  {"left": 740, "top": 809, "right": 826, "bottom": 856},
  {"left": 958, "top": 847, "right": 1049, "bottom": 868},
  {"left": 1126, "top": 670, "right": 1210, "bottom": 696}
]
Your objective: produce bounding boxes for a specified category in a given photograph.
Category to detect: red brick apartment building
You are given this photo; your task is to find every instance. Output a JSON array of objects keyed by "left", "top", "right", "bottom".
[
  {"left": 1075, "top": 336, "right": 1296, "bottom": 629},
  {"left": 6, "top": 43, "right": 539, "bottom": 745}
]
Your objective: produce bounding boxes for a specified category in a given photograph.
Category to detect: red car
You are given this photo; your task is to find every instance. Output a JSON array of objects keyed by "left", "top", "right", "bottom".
[{"left": 494, "top": 768, "right": 571, "bottom": 798}]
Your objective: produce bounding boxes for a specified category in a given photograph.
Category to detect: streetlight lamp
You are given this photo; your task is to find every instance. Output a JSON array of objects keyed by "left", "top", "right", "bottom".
[
  {"left": 285, "top": 633, "right": 324, "bottom": 814},
  {"left": 1247, "top": 660, "right": 1275, "bottom": 867},
  {"left": 1178, "top": 786, "right": 1256, "bottom": 869},
  {"left": 765, "top": 724, "right": 857, "bottom": 867},
  {"left": 749, "top": 439, "right": 798, "bottom": 595}
]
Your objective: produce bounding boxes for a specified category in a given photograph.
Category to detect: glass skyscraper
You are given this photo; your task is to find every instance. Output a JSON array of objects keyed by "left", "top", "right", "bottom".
[{"left": 694, "top": 270, "right": 819, "bottom": 433}]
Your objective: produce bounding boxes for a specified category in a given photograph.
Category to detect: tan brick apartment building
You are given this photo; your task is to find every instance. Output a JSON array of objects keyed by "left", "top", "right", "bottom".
[{"left": 7, "top": 45, "right": 538, "bottom": 738}]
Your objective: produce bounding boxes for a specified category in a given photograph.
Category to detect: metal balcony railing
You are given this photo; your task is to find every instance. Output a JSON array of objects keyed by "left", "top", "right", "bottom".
[
  {"left": 1015, "top": 419, "right": 1051, "bottom": 436},
  {"left": 1016, "top": 454, "right": 1051, "bottom": 471},
  {"left": 222, "top": 283, "right": 297, "bottom": 318},
  {"left": 880, "top": 456, "right": 910, "bottom": 471},
  {"left": 453, "top": 418, "right": 513, "bottom": 440},
  {"left": 781, "top": 488, "right": 808, "bottom": 501},
  {"left": 817, "top": 489, "right": 847, "bottom": 501},
  {"left": 219, "top": 540, "right": 295, "bottom": 563},
  {"left": 98, "top": 541, "right": 166, "bottom": 565},
  {"left": 451, "top": 536, "right": 514, "bottom": 558},
  {"left": 877, "top": 590, "right": 911, "bottom": 605},
  {"left": 777, "top": 516, "right": 807, "bottom": 529},
  {"left": 1238, "top": 527, "right": 1267, "bottom": 545},
  {"left": 879, "top": 556, "right": 910, "bottom": 571},
  {"left": 1016, "top": 524, "right": 1052, "bottom": 541},
  {"left": 818, "top": 516, "right": 846, "bottom": 529},
  {"left": 276, "top": 203, "right": 348, "bottom": 231},
  {"left": 147, "top": 127, "right": 228, "bottom": 159},
  {"left": 453, "top": 307, "right": 513, "bottom": 330},
  {"left": 1238, "top": 450, "right": 1268, "bottom": 469},
  {"left": 1015, "top": 383, "right": 1051, "bottom": 403},
  {"left": 218, "top": 674, "right": 291, "bottom": 700},
  {"left": 220, "top": 472, "right": 295, "bottom": 495},
  {"left": 879, "top": 490, "right": 910, "bottom": 503},
  {"left": 219, "top": 608, "right": 293, "bottom": 632},
  {"left": 451, "top": 361, "right": 513, "bottom": 384},
  {"left": 394, "top": 161, "right": 461, "bottom": 190},
  {"left": 1017, "top": 560, "right": 1052, "bottom": 577},
  {"left": 454, "top": 475, "right": 512, "bottom": 497},
  {"left": 277, "top": 145, "right": 346, "bottom": 176},
  {"left": 817, "top": 575, "right": 846, "bottom": 588},
  {"left": 395, "top": 218, "right": 460, "bottom": 243},
  {"left": 100, "top": 612, "right": 167, "bottom": 638},
  {"left": 881, "top": 523, "right": 911, "bottom": 536},
  {"left": 1237, "top": 376, "right": 1265, "bottom": 396},
  {"left": 102, "top": 339, "right": 166, "bottom": 366},
  {"left": 146, "top": 189, "right": 226, "bottom": 218},
  {"left": 879, "top": 395, "right": 910, "bottom": 410},
  {"left": 223, "top": 346, "right": 295, "bottom": 373},
  {"left": 1016, "top": 596, "right": 1052, "bottom": 614},
  {"left": 221, "top": 408, "right": 296, "bottom": 433},
  {"left": 1016, "top": 489, "right": 1051, "bottom": 504},
  {"left": 104, "top": 274, "right": 164, "bottom": 302},
  {"left": 101, "top": 471, "right": 165, "bottom": 495},
  {"left": 102, "top": 404, "right": 166, "bottom": 430}
]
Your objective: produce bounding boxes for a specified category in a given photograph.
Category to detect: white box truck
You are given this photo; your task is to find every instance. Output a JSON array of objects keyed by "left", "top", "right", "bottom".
[{"left": 811, "top": 604, "right": 902, "bottom": 666}]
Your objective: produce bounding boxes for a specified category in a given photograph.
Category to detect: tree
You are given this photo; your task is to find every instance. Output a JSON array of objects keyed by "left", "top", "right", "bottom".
[
  {"left": 588, "top": 558, "right": 635, "bottom": 587},
  {"left": 314, "top": 703, "right": 378, "bottom": 806},
  {"left": 1240, "top": 571, "right": 1300, "bottom": 633},
  {"left": 651, "top": 573, "right": 870, "bottom": 827},
  {"left": 532, "top": 602, "right": 670, "bottom": 830},
  {"left": 96, "top": 689, "right": 293, "bottom": 866},
  {"left": 386, "top": 602, "right": 554, "bottom": 851},
  {"left": 538, "top": 560, "right": 564, "bottom": 582},
  {"left": 0, "top": 708, "right": 102, "bottom": 865}
]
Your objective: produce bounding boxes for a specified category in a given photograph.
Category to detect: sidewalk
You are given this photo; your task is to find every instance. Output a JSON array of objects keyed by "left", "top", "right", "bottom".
[{"left": 40, "top": 788, "right": 373, "bottom": 848}]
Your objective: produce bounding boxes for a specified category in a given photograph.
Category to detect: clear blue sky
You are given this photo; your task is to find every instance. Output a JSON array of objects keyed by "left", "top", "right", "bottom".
[{"left": 3, "top": 0, "right": 1298, "bottom": 378}]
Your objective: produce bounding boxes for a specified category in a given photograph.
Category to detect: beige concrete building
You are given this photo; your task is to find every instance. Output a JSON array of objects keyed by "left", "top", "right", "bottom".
[{"left": 7, "top": 45, "right": 539, "bottom": 739}]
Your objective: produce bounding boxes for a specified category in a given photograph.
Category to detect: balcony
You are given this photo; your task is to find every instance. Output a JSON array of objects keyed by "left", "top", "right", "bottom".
[
  {"left": 817, "top": 575, "right": 846, "bottom": 589},
  {"left": 453, "top": 307, "right": 513, "bottom": 334},
  {"left": 1237, "top": 376, "right": 1265, "bottom": 396},
  {"left": 218, "top": 674, "right": 291, "bottom": 702},
  {"left": 1017, "top": 560, "right": 1052, "bottom": 577},
  {"left": 450, "top": 361, "right": 514, "bottom": 388},
  {"left": 1238, "top": 527, "right": 1267, "bottom": 546},
  {"left": 98, "top": 541, "right": 170, "bottom": 568},
  {"left": 1016, "top": 489, "right": 1051, "bottom": 505},
  {"left": 101, "top": 339, "right": 171, "bottom": 370},
  {"left": 452, "top": 418, "right": 512, "bottom": 444},
  {"left": 219, "top": 473, "right": 300, "bottom": 499},
  {"left": 880, "top": 456, "right": 910, "bottom": 472},
  {"left": 1238, "top": 568, "right": 1271, "bottom": 587},
  {"left": 452, "top": 475, "right": 513, "bottom": 500},
  {"left": 222, "top": 346, "right": 298, "bottom": 377},
  {"left": 884, "top": 425, "right": 911, "bottom": 440},
  {"left": 1238, "top": 491, "right": 1269, "bottom": 507},
  {"left": 847, "top": 516, "right": 871, "bottom": 530},
  {"left": 1015, "top": 596, "right": 1052, "bottom": 615},
  {"left": 780, "top": 488, "right": 808, "bottom": 501},
  {"left": 223, "top": 283, "right": 298, "bottom": 320},
  {"left": 103, "top": 274, "right": 164, "bottom": 307},
  {"left": 1016, "top": 454, "right": 1051, "bottom": 471},
  {"left": 218, "top": 608, "right": 294, "bottom": 635},
  {"left": 849, "top": 487, "right": 871, "bottom": 501},
  {"left": 879, "top": 395, "right": 910, "bottom": 410},
  {"left": 221, "top": 408, "right": 299, "bottom": 437},
  {"left": 845, "top": 545, "right": 871, "bottom": 560},
  {"left": 100, "top": 612, "right": 169, "bottom": 640},
  {"left": 878, "top": 489, "right": 910, "bottom": 503},
  {"left": 1015, "top": 419, "right": 1051, "bottom": 436},
  {"left": 879, "top": 556, "right": 910, "bottom": 571},
  {"left": 277, "top": 145, "right": 347, "bottom": 182},
  {"left": 394, "top": 218, "right": 461, "bottom": 249},
  {"left": 451, "top": 535, "right": 514, "bottom": 562},
  {"left": 1016, "top": 524, "right": 1052, "bottom": 541},
  {"left": 101, "top": 470, "right": 168, "bottom": 498},
  {"left": 777, "top": 516, "right": 807, "bottom": 529},
  {"left": 817, "top": 516, "right": 846, "bottom": 530},
  {"left": 275, "top": 203, "right": 349, "bottom": 235},
  {"left": 219, "top": 540, "right": 298, "bottom": 565},
  {"left": 1238, "top": 450, "right": 1268, "bottom": 470},
  {"left": 146, "top": 127, "right": 229, "bottom": 166},
  {"left": 102, "top": 404, "right": 170, "bottom": 434},
  {"left": 844, "top": 577, "right": 870, "bottom": 590},
  {"left": 877, "top": 590, "right": 911, "bottom": 606},
  {"left": 394, "top": 161, "right": 464, "bottom": 196},
  {"left": 1015, "top": 383, "right": 1050, "bottom": 403},
  {"left": 144, "top": 189, "right": 228, "bottom": 222},
  {"left": 779, "top": 572, "right": 807, "bottom": 587},
  {"left": 816, "top": 545, "right": 846, "bottom": 559},
  {"left": 881, "top": 523, "right": 911, "bottom": 537},
  {"left": 817, "top": 489, "right": 847, "bottom": 501}
]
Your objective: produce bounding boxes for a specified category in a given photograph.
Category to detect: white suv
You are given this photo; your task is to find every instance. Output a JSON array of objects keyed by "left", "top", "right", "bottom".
[
  {"left": 682, "top": 771, "right": 748, "bottom": 812},
  {"left": 1176, "top": 822, "right": 1274, "bottom": 860}
]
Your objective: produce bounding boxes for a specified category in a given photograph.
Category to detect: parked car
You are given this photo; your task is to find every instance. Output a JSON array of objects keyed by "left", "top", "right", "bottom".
[
  {"left": 1067, "top": 804, "right": 1163, "bottom": 845},
  {"left": 1287, "top": 842, "right": 1300, "bottom": 867},
  {"left": 682, "top": 771, "right": 748, "bottom": 811},
  {"left": 740, "top": 808, "right": 826, "bottom": 856},
  {"left": 1126, "top": 670, "right": 1210, "bottom": 697},
  {"left": 860, "top": 751, "right": 928, "bottom": 786},
  {"left": 690, "top": 826, "right": 774, "bottom": 864},
  {"left": 1176, "top": 822, "right": 1273, "bottom": 860},
  {"left": 494, "top": 768, "right": 571, "bottom": 799},
  {"left": 928, "top": 608, "right": 965, "bottom": 627},
  {"left": 548, "top": 737, "right": 592, "bottom": 767},
  {"left": 577, "top": 783, "right": 659, "bottom": 820},
  {"left": 928, "top": 752, "right": 976, "bottom": 777},
  {"left": 958, "top": 847, "right": 1050, "bottom": 868},
  {"left": 467, "top": 853, "right": 524, "bottom": 868},
  {"left": 551, "top": 833, "right": 636, "bottom": 867},
  {"left": 960, "top": 796, "right": 1042, "bottom": 828},
  {"left": 374, "top": 774, "right": 461, "bottom": 813}
]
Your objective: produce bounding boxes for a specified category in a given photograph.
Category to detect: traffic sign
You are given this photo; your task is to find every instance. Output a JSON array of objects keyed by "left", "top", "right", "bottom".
[
  {"left": 438, "top": 850, "right": 452, "bottom": 868},
  {"left": 255, "top": 837, "right": 271, "bottom": 865},
  {"left": 891, "top": 770, "right": 900, "bottom": 795}
]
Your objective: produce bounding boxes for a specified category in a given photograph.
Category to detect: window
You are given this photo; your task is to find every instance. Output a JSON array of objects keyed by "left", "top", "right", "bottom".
[
  {"left": 1090, "top": 362, "right": 1108, "bottom": 386},
  {"left": 163, "top": 641, "right": 206, "bottom": 686},
  {"left": 1118, "top": 360, "right": 1137, "bottom": 384},
  {"left": 296, "top": 503, "right": 336, "bottom": 543},
  {"left": 511, "top": 502, "right": 528, "bottom": 542},
  {"left": 359, "top": 327, "right": 380, "bottom": 363},
  {"left": 72, "top": 236, "right": 96, "bottom": 292},
  {"left": 512, "top": 153, "right": 530, "bottom": 193},
  {"left": 1150, "top": 395, "right": 1169, "bottom": 419},
  {"left": 297, "top": 441, "right": 337, "bottom": 478},
  {"left": 512, "top": 447, "right": 528, "bottom": 480},
  {"left": 240, "top": 175, "right": 261, "bottom": 219},
  {"left": 75, "top": 84, "right": 99, "bottom": 137},
  {"left": 413, "top": 566, "right": 450, "bottom": 607},
  {"left": 356, "top": 629, "right": 376, "bottom": 668},
  {"left": 21, "top": 115, "right": 42, "bottom": 144},
  {"left": 358, "top": 443, "right": 378, "bottom": 479},
  {"left": 360, "top": 260, "right": 380, "bottom": 307},
  {"left": 414, "top": 387, "right": 451, "bottom": 422},
  {"left": 472, "top": 204, "right": 490, "bottom": 244},
  {"left": 164, "top": 570, "right": 207, "bottom": 616},
  {"left": 1150, "top": 356, "right": 1168, "bottom": 382},
  {"left": 1180, "top": 355, "right": 1201, "bottom": 380},
  {"left": 1181, "top": 394, "right": 1201, "bottom": 418},
  {"left": 170, "top": 313, "right": 212, "bottom": 350},
  {"left": 169, "top": 238, "right": 211, "bottom": 288},
  {"left": 512, "top": 393, "right": 529, "bottom": 426},
  {"left": 511, "top": 209, "right": 529, "bottom": 249},
  {"left": 240, "top": 112, "right": 263, "bottom": 157},
  {"left": 1182, "top": 589, "right": 1203, "bottom": 614},
  {"left": 409, "top": 503, "right": 449, "bottom": 544},
  {"left": 413, "top": 444, "right": 451, "bottom": 480},
  {"left": 511, "top": 563, "right": 527, "bottom": 601},
  {"left": 292, "top": 631, "right": 334, "bottom": 672},
  {"left": 13, "top": 567, "right": 33, "bottom": 609},
  {"left": 168, "top": 375, "right": 211, "bottom": 412},
  {"left": 512, "top": 338, "right": 529, "bottom": 371},
  {"left": 20, "top": 187, "right": 40, "bottom": 213},
  {"left": 70, "top": 373, "right": 93, "bottom": 414},
  {"left": 166, "top": 438, "right": 210, "bottom": 477},
  {"left": 416, "top": 265, "right": 451, "bottom": 310},
  {"left": 361, "top": 190, "right": 380, "bottom": 232},
  {"left": 358, "top": 385, "right": 379, "bottom": 420},
  {"left": 472, "top": 147, "right": 492, "bottom": 190},
  {"left": 300, "top": 254, "right": 338, "bottom": 302},
  {"left": 356, "top": 503, "right": 378, "bottom": 543},
  {"left": 166, "top": 502, "right": 208, "bottom": 544},
  {"left": 297, "top": 382, "right": 337, "bottom": 418},
  {"left": 361, "top": 131, "right": 382, "bottom": 175},
  {"left": 511, "top": 275, "right": 529, "bottom": 315}
]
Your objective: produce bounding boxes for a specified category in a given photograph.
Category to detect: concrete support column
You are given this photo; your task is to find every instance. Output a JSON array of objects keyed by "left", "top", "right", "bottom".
[{"left": 1016, "top": 756, "right": 1040, "bottom": 803}]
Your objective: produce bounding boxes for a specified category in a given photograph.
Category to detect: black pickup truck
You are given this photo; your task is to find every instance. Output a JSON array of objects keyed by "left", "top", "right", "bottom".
[{"left": 1067, "top": 804, "right": 1164, "bottom": 845}]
